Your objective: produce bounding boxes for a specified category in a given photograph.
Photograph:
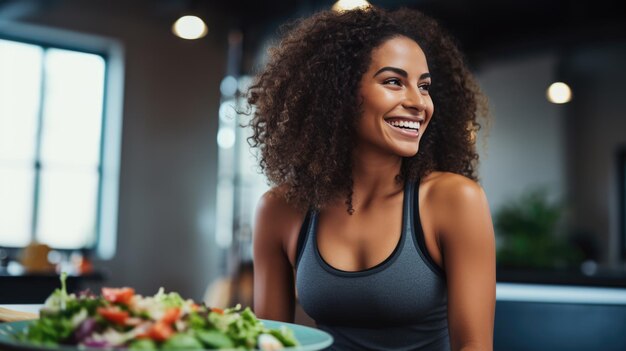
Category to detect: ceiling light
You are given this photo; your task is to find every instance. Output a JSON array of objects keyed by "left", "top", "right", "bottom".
[
  {"left": 172, "top": 15, "right": 208, "bottom": 40},
  {"left": 332, "top": 0, "right": 370, "bottom": 12},
  {"left": 546, "top": 82, "right": 572, "bottom": 104}
]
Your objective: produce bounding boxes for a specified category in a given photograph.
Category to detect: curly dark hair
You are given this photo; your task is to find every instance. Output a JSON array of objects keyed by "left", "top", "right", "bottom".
[{"left": 246, "top": 6, "right": 488, "bottom": 212}]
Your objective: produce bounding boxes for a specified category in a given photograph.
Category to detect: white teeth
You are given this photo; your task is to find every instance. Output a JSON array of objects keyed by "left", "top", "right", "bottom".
[{"left": 388, "top": 120, "right": 420, "bottom": 130}]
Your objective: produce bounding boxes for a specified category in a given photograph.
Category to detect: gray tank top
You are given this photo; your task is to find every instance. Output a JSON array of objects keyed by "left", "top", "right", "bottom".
[{"left": 295, "top": 181, "right": 450, "bottom": 351}]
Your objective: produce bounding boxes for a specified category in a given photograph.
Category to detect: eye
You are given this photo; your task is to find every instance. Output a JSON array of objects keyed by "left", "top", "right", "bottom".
[
  {"left": 383, "top": 78, "right": 402, "bottom": 86},
  {"left": 419, "top": 83, "right": 431, "bottom": 92}
]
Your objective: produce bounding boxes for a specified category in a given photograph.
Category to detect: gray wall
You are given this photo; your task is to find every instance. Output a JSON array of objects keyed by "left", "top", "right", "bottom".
[
  {"left": 476, "top": 43, "right": 626, "bottom": 266},
  {"left": 476, "top": 52, "right": 566, "bottom": 212},
  {"left": 13, "top": 0, "right": 227, "bottom": 299}
]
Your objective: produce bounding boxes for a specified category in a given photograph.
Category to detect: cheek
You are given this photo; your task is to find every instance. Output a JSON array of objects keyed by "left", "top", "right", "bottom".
[
  {"left": 426, "top": 95, "right": 434, "bottom": 113},
  {"left": 361, "top": 89, "right": 398, "bottom": 115},
  {"left": 420, "top": 102, "right": 435, "bottom": 132},
  {"left": 425, "top": 99, "right": 435, "bottom": 121}
]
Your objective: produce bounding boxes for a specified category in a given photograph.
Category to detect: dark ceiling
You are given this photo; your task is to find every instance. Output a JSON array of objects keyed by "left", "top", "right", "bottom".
[
  {"left": 2, "top": 0, "right": 625, "bottom": 67},
  {"left": 202, "top": 0, "right": 626, "bottom": 68}
]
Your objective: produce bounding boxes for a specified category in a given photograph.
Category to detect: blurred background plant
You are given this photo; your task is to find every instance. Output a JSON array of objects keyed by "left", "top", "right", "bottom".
[{"left": 495, "top": 188, "right": 585, "bottom": 269}]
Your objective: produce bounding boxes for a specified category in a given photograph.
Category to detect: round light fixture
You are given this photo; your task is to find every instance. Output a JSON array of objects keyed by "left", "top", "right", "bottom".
[
  {"left": 546, "top": 82, "right": 572, "bottom": 104},
  {"left": 332, "top": 0, "right": 370, "bottom": 12},
  {"left": 172, "top": 15, "right": 208, "bottom": 40}
]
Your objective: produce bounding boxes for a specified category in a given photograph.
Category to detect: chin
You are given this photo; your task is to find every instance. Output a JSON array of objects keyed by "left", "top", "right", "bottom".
[
  {"left": 396, "top": 146, "right": 419, "bottom": 158},
  {"left": 395, "top": 140, "right": 420, "bottom": 156}
]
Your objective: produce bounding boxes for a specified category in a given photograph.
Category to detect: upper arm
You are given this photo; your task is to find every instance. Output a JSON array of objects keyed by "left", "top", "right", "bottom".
[
  {"left": 436, "top": 176, "right": 496, "bottom": 351},
  {"left": 252, "top": 190, "right": 298, "bottom": 322}
]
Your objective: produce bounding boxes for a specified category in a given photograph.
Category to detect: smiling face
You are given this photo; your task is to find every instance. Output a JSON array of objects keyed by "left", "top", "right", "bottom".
[{"left": 356, "top": 35, "right": 434, "bottom": 158}]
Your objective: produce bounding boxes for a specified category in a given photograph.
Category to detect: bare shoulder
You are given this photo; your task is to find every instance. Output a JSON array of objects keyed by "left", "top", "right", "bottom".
[
  {"left": 256, "top": 185, "right": 291, "bottom": 214},
  {"left": 422, "top": 171, "right": 493, "bottom": 246},
  {"left": 256, "top": 186, "right": 304, "bottom": 224},
  {"left": 421, "top": 171, "right": 486, "bottom": 207},
  {"left": 254, "top": 185, "right": 307, "bottom": 264},
  {"left": 427, "top": 174, "right": 496, "bottom": 349}
]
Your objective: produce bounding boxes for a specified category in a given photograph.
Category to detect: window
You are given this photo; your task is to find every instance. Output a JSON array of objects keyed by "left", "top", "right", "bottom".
[{"left": 0, "top": 35, "right": 116, "bottom": 255}]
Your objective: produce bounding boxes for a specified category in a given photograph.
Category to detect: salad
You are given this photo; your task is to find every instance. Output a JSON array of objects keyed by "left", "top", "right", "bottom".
[{"left": 14, "top": 273, "right": 298, "bottom": 350}]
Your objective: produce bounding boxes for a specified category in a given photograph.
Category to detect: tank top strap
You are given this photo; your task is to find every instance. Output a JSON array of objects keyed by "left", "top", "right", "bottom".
[
  {"left": 411, "top": 178, "right": 446, "bottom": 278},
  {"left": 405, "top": 179, "right": 417, "bottom": 241},
  {"left": 295, "top": 209, "right": 314, "bottom": 270}
]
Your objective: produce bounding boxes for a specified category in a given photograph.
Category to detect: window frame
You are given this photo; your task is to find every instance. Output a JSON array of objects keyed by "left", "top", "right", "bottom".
[
  {"left": 616, "top": 145, "right": 626, "bottom": 260},
  {"left": 0, "top": 20, "right": 124, "bottom": 260}
]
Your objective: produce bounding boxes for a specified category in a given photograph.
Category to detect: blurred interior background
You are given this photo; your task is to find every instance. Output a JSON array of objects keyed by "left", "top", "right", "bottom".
[{"left": 1, "top": 0, "right": 626, "bottom": 349}]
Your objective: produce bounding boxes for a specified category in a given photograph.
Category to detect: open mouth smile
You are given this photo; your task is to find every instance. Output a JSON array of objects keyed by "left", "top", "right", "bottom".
[{"left": 384, "top": 117, "right": 423, "bottom": 137}]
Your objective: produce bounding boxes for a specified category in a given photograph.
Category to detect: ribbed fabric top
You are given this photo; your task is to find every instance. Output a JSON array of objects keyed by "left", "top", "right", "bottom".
[{"left": 295, "top": 181, "right": 450, "bottom": 351}]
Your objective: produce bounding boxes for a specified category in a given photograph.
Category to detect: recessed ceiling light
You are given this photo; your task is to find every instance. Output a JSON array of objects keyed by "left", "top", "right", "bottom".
[
  {"left": 546, "top": 82, "right": 572, "bottom": 104},
  {"left": 172, "top": 15, "right": 208, "bottom": 40},
  {"left": 332, "top": 0, "right": 370, "bottom": 12}
]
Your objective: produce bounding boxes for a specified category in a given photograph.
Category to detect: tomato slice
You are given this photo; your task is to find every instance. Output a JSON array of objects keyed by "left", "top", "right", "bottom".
[
  {"left": 161, "top": 307, "right": 181, "bottom": 325},
  {"left": 148, "top": 321, "right": 174, "bottom": 342},
  {"left": 97, "top": 307, "right": 129, "bottom": 325},
  {"left": 210, "top": 307, "right": 224, "bottom": 315},
  {"left": 102, "top": 287, "right": 135, "bottom": 305}
]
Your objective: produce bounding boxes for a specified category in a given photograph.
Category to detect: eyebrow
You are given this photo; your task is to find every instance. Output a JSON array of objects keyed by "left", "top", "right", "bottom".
[{"left": 373, "top": 66, "right": 431, "bottom": 80}]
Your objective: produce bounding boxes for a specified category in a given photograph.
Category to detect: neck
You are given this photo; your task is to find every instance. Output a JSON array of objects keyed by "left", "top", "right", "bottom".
[{"left": 350, "top": 147, "right": 404, "bottom": 207}]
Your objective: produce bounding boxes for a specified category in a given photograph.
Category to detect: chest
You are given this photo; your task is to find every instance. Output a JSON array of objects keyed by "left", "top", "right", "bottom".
[
  {"left": 316, "top": 195, "right": 404, "bottom": 272},
  {"left": 293, "top": 181, "right": 449, "bottom": 327}
]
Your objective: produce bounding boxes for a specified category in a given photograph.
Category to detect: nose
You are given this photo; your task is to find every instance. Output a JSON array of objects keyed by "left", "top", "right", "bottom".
[{"left": 402, "top": 86, "right": 426, "bottom": 112}]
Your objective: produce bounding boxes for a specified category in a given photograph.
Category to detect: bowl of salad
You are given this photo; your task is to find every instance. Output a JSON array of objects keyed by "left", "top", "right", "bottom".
[{"left": 0, "top": 274, "right": 332, "bottom": 350}]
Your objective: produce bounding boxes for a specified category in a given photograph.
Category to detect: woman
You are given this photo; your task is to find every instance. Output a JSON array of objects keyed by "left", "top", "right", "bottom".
[{"left": 248, "top": 6, "right": 495, "bottom": 351}]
